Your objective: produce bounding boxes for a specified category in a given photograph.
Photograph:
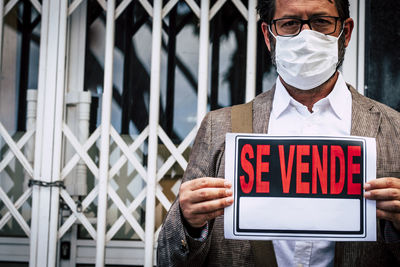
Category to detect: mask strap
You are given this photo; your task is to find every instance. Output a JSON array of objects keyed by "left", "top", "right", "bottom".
[
  {"left": 337, "top": 23, "right": 345, "bottom": 39},
  {"left": 268, "top": 25, "right": 278, "bottom": 39}
]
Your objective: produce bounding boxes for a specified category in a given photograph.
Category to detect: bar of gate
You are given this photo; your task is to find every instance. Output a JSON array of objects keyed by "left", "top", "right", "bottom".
[
  {"left": 245, "top": 0, "right": 257, "bottom": 102},
  {"left": 96, "top": 0, "right": 116, "bottom": 266},
  {"left": 357, "top": 0, "right": 365, "bottom": 95},
  {"left": 29, "top": 0, "right": 69, "bottom": 265},
  {"left": 47, "top": 0, "right": 68, "bottom": 265},
  {"left": 29, "top": 0, "right": 49, "bottom": 265},
  {"left": 145, "top": 0, "right": 163, "bottom": 265},
  {"left": 196, "top": 0, "right": 210, "bottom": 127},
  {"left": 0, "top": 0, "right": 3, "bottom": 72}
]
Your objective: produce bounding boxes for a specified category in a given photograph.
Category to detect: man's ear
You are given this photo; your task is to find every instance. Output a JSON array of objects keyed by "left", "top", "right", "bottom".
[
  {"left": 343, "top": 18, "right": 354, "bottom": 47},
  {"left": 261, "top": 22, "right": 272, "bottom": 51}
]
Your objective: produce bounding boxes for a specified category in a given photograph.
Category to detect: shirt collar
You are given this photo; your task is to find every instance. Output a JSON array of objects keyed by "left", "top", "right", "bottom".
[
  {"left": 272, "top": 72, "right": 351, "bottom": 120},
  {"left": 325, "top": 72, "right": 351, "bottom": 120},
  {"left": 272, "top": 77, "right": 292, "bottom": 119}
]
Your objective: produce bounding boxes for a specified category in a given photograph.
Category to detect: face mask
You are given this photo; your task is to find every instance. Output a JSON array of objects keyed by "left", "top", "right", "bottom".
[{"left": 270, "top": 29, "right": 342, "bottom": 90}]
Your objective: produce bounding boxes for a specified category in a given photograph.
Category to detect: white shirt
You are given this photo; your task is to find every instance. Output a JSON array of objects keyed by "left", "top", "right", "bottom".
[{"left": 268, "top": 73, "right": 352, "bottom": 267}]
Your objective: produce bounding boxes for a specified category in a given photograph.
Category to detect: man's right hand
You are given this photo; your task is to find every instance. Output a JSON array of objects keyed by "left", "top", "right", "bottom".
[{"left": 179, "top": 177, "right": 233, "bottom": 228}]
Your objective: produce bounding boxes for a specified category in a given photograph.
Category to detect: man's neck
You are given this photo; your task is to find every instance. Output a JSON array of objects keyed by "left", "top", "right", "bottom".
[{"left": 280, "top": 72, "right": 339, "bottom": 113}]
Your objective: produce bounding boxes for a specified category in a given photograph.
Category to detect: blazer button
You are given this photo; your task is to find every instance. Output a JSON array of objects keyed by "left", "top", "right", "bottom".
[{"left": 180, "top": 239, "right": 188, "bottom": 253}]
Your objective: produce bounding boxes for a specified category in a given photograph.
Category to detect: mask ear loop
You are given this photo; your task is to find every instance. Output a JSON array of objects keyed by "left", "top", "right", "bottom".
[
  {"left": 337, "top": 22, "right": 345, "bottom": 39},
  {"left": 268, "top": 24, "right": 278, "bottom": 39}
]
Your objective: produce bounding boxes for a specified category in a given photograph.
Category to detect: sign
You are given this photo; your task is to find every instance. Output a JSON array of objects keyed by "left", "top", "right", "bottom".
[{"left": 224, "top": 134, "right": 376, "bottom": 241}]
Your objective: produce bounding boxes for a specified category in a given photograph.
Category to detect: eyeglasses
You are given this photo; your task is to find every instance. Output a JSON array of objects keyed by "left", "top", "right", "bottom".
[{"left": 270, "top": 16, "right": 341, "bottom": 37}]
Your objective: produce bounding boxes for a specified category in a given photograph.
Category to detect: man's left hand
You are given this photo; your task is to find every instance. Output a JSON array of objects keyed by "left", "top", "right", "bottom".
[{"left": 364, "top": 177, "right": 400, "bottom": 231}]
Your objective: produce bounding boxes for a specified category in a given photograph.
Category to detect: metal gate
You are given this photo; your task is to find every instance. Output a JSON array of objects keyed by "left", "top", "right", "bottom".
[{"left": 0, "top": 0, "right": 365, "bottom": 266}]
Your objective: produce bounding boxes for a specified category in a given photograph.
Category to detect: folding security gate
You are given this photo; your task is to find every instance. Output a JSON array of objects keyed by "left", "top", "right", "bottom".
[{"left": 0, "top": 0, "right": 364, "bottom": 266}]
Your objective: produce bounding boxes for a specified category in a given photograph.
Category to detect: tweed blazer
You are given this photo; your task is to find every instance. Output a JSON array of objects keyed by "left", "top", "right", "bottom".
[{"left": 157, "top": 86, "right": 400, "bottom": 267}]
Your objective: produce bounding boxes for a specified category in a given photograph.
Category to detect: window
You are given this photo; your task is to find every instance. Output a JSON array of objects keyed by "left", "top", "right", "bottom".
[{"left": 365, "top": 0, "right": 400, "bottom": 112}]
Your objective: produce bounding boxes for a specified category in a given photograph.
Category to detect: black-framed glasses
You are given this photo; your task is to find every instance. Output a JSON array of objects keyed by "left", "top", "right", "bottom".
[{"left": 270, "top": 16, "right": 341, "bottom": 37}]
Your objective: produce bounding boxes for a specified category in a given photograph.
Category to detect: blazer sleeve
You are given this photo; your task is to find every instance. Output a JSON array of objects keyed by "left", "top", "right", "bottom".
[
  {"left": 157, "top": 112, "right": 218, "bottom": 267},
  {"left": 373, "top": 103, "right": 400, "bottom": 263},
  {"left": 376, "top": 106, "right": 400, "bottom": 243}
]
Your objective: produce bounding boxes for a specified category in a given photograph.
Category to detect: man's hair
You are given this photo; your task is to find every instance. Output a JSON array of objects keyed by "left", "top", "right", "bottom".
[{"left": 257, "top": 0, "right": 350, "bottom": 23}]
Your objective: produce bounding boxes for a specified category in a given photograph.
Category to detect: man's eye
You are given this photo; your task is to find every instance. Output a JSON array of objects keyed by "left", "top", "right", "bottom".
[
  {"left": 281, "top": 20, "right": 300, "bottom": 28},
  {"left": 312, "top": 18, "right": 332, "bottom": 25}
]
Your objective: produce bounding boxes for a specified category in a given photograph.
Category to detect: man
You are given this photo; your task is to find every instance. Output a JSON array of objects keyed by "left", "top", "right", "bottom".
[{"left": 157, "top": 0, "right": 400, "bottom": 266}]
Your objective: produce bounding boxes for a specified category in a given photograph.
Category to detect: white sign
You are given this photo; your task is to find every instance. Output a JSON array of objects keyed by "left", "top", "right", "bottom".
[{"left": 224, "top": 134, "right": 376, "bottom": 241}]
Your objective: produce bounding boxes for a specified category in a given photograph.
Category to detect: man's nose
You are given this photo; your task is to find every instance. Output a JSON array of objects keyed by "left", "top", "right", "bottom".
[{"left": 300, "top": 22, "right": 312, "bottom": 31}]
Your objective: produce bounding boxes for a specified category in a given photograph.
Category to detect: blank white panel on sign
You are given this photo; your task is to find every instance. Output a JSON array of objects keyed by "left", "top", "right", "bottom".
[{"left": 239, "top": 197, "right": 360, "bottom": 231}]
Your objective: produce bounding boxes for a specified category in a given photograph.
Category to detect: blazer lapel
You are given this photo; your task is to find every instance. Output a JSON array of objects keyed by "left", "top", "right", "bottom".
[
  {"left": 253, "top": 86, "right": 275, "bottom": 134},
  {"left": 349, "top": 85, "right": 381, "bottom": 137}
]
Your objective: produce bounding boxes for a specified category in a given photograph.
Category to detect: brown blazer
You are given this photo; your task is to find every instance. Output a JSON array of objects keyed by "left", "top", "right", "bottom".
[{"left": 157, "top": 86, "right": 400, "bottom": 267}]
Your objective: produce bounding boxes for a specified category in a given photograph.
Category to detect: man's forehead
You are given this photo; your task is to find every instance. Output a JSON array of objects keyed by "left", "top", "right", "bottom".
[{"left": 274, "top": 0, "right": 338, "bottom": 18}]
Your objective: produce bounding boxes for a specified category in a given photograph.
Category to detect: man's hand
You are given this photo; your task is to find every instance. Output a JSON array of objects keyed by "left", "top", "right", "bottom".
[
  {"left": 179, "top": 177, "right": 233, "bottom": 228},
  {"left": 364, "top": 177, "right": 400, "bottom": 231}
]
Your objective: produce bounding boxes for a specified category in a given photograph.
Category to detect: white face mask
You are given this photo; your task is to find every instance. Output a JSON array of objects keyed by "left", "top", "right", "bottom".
[{"left": 271, "top": 29, "right": 342, "bottom": 90}]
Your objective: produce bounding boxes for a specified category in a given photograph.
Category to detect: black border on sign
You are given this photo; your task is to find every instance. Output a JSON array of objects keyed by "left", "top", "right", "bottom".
[{"left": 232, "top": 135, "right": 368, "bottom": 239}]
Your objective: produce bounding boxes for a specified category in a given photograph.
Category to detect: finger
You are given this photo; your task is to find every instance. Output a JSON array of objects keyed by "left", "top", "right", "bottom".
[
  {"left": 376, "top": 200, "right": 400, "bottom": 213},
  {"left": 203, "top": 208, "right": 225, "bottom": 221},
  {"left": 376, "top": 209, "right": 400, "bottom": 227},
  {"left": 364, "top": 188, "right": 400, "bottom": 200},
  {"left": 364, "top": 177, "right": 400, "bottom": 191},
  {"left": 188, "top": 209, "right": 225, "bottom": 228},
  {"left": 190, "top": 196, "right": 234, "bottom": 214},
  {"left": 188, "top": 177, "right": 231, "bottom": 191},
  {"left": 190, "top": 187, "right": 233, "bottom": 203}
]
